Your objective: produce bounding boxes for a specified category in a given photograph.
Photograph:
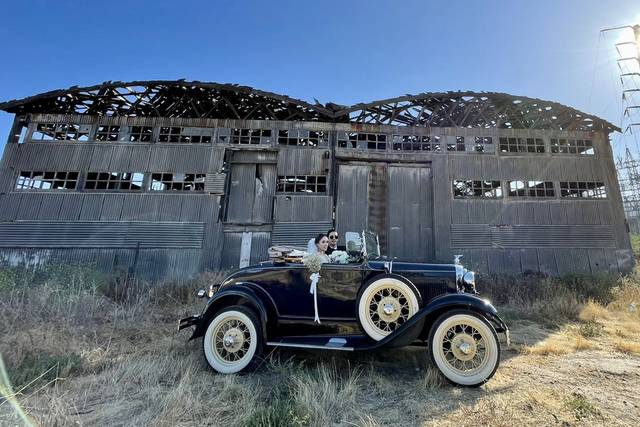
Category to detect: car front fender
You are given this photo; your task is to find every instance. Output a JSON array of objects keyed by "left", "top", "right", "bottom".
[
  {"left": 363, "top": 293, "right": 509, "bottom": 350},
  {"left": 190, "top": 284, "right": 274, "bottom": 341}
]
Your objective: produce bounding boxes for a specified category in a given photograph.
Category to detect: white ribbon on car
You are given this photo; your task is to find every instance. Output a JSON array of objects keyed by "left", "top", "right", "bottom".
[{"left": 309, "top": 272, "right": 321, "bottom": 323}]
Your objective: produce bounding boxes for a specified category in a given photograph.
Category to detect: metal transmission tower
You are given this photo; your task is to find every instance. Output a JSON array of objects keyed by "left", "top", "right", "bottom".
[{"left": 603, "top": 24, "right": 640, "bottom": 231}]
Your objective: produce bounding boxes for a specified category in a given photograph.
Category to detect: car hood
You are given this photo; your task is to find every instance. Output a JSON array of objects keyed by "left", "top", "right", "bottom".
[{"left": 367, "top": 260, "right": 458, "bottom": 276}]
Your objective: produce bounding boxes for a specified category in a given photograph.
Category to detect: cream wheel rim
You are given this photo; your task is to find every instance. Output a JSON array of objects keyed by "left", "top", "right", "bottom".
[
  {"left": 359, "top": 278, "right": 419, "bottom": 341},
  {"left": 203, "top": 310, "right": 258, "bottom": 374},
  {"left": 432, "top": 314, "right": 498, "bottom": 385}
]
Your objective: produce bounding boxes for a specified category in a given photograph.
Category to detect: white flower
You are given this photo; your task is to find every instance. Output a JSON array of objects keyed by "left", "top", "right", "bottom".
[{"left": 328, "top": 250, "right": 349, "bottom": 264}]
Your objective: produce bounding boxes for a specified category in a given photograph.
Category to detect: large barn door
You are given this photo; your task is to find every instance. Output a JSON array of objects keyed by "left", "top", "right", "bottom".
[
  {"left": 387, "top": 165, "right": 434, "bottom": 261},
  {"left": 335, "top": 164, "right": 370, "bottom": 236},
  {"left": 336, "top": 162, "right": 434, "bottom": 261}
]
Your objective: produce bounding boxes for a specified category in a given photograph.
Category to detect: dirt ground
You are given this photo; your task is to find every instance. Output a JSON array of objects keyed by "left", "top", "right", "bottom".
[{"left": 2, "top": 305, "right": 639, "bottom": 427}]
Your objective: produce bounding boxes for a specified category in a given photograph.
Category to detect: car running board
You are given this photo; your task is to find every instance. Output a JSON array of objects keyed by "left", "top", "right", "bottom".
[{"left": 267, "top": 335, "right": 376, "bottom": 351}]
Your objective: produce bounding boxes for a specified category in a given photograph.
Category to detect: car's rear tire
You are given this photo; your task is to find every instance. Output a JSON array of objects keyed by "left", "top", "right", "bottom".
[
  {"left": 428, "top": 310, "right": 500, "bottom": 387},
  {"left": 202, "top": 305, "right": 263, "bottom": 374},
  {"left": 357, "top": 276, "right": 420, "bottom": 341}
]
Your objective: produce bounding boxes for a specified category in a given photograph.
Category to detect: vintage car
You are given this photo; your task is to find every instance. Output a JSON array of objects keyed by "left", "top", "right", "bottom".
[{"left": 179, "top": 231, "right": 510, "bottom": 386}]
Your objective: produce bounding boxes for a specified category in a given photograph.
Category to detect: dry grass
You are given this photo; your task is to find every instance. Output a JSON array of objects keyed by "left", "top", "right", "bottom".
[
  {"left": 1, "top": 261, "right": 640, "bottom": 426},
  {"left": 579, "top": 300, "right": 611, "bottom": 321},
  {"left": 613, "top": 339, "right": 640, "bottom": 355}
]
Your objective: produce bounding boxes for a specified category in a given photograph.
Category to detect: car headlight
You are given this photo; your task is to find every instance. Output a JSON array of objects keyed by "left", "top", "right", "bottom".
[{"left": 462, "top": 271, "right": 477, "bottom": 293}]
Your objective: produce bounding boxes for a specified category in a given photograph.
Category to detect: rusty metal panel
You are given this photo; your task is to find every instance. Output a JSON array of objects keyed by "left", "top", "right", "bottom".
[{"left": 336, "top": 164, "right": 370, "bottom": 236}]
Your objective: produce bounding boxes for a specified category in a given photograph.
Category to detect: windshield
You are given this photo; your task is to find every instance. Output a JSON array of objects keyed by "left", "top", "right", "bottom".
[{"left": 363, "top": 231, "right": 380, "bottom": 259}]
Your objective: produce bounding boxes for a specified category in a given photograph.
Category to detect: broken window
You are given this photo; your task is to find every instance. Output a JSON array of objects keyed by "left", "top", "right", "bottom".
[
  {"left": 159, "top": 126, "right": 214, "bottom": 143},
  {"left": 499, "top": 137, "right": 545, "bottom": 153},
  {"left": 31, "top": 123, "right": 90, "bottom": 141},
  {"left": 473, "top": 137, "right": 493, "bottom": 153},
  {"left": 218, "top": 128, "right": 272, "bottom": 144},
  {"left": 96, "top": 125, "right": 121, "bottom": 141},
  {"left": 150, "top": 173, "right": 206, "bottom": 191},
  {"left": 392, "top": 135, "right": 441, "bottom": 151},
  {"left": 507, "top": 181, "right": 555, "bottom": 197},
  {"left": 453, "top": 180, "right": 502, "bottom": 198},
  {"left": 550, "top": 138, "right": 594, "bottom": 155},
  {"left": 128, "top": 126, "right": 153, "bottom": 142},
  {"left": 276, "top": 175, "right": 327, "bottom": 193},
  {"left": 338, "top": 132, "right": 386, "bottom": 150},
  {"left": 84, "top": 172, "right": 144, "bottom": 190},
  {"left": 559, "top": 181, "right": 607, "bottom": 198},
  {"left": 277, "top": 129, "right": 328, "bottom": 147},
  {"left": 16, "top": 171, "right": 78, "bottom": 190}
]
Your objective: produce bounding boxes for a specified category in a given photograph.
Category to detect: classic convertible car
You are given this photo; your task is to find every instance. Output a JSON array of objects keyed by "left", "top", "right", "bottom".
[{"left": 179, "top": 231, "right": 510, "bottom": 386}]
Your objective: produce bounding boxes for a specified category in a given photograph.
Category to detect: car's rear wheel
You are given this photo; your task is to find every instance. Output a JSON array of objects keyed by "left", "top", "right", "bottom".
[
  {"left": 203, "top": 305, "right": 262, "bottom": 374},
  {"left": 357, "top": 277, "right": 420, "bottom": 341},
  {"left": 428, "top": 310, "right": 500, "bottom": 387}
]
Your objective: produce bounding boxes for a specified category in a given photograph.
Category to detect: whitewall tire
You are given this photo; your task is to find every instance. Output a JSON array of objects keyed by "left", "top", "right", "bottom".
[
  {"left": 203, "top": 306, "right": 262, "bottom": 374},
  {"left": 357, "top": 277, "right": 420, "bottom": 341},
  {"left": 428, "top": 311, "right": 500, "bottom": 387}
]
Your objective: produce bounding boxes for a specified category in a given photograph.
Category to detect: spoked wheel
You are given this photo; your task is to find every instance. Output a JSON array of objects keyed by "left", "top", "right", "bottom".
[
  {"left": 428, "top": 310, "right": 500, "bottom": 387},
  {"left": 203, "top": 305, "right": 262, "bottom": 374},
  {"left": 357, "top": 277, "right": 420, "bottom": 341}
]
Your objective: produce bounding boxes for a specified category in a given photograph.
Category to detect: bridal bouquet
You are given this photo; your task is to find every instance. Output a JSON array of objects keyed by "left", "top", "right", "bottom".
[{"left": 303, "top": 253, "right": 325, "bottom": 323}]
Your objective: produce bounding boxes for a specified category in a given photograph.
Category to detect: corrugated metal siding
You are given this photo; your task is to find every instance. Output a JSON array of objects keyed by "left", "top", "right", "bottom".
[
  {"left": 387, "top": 166, "right": 434, "bottom": 261},
  {"left": 274, "top": 195, "right": 333, "bottom": 222},
  {"left": 271, "top": 222, "right": 333, "bottom": 247},
  {"left": 451, "top": 224, "right": 615, "bottom": 248},
  {"left": 250, "top": 232, "right": 272, "bottom": 264},
  {"left": 0, "top": 221, "right": 205, "bottom": 248},
  {"left": 277, "top": 148, "right": 329, "bottom": 175},
  {"left": 205, "top": 173, "right": 226, "bottom": 194},
  {"left": 336, "top": 165, "right": 370, "bottom": 234}
]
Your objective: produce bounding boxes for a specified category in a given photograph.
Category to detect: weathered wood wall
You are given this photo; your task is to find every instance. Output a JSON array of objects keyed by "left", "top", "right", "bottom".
[{"left": 0, "top": 113, "right": 633, "bottom": 279}]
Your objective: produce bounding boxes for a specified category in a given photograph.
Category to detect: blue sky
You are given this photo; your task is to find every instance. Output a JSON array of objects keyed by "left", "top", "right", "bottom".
[{"left": 1, "top": 0, "right": 639, "bottom": 155}]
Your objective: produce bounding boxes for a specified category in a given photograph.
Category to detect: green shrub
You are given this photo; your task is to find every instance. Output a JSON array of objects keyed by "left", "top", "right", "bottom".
[{"left": 8, "top": 352, "right": 83, "bottom": 391}]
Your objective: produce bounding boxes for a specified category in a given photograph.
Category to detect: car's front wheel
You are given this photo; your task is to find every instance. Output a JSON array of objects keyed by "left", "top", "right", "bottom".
[
  {"left": 203, "top": 305, "right": 262, "bottom": 374},
  {"left": 428, "top": 310, "right": 500, "bottom": 387}
]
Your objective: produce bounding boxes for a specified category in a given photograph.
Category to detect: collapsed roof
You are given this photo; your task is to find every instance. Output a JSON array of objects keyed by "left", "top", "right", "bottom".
[{"left": 0, "top": 80, "right": 619, "bottom": 132}]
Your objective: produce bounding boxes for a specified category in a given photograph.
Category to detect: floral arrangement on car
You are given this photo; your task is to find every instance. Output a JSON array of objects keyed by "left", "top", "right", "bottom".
[
  {"left": 328, "top": 250, "right": 349, "bottom": 264},
  {"left": 303, "top": 252, "right": 326, "bottom": 323}
]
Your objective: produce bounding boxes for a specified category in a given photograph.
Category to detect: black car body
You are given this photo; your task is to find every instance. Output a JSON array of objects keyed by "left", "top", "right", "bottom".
[{"left": 180, "top": 232, "right": 510, "bottom": 386}]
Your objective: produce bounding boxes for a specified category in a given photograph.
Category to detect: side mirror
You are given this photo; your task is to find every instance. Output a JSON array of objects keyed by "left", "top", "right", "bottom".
[{"left": 345, "top": 232, "right": 363, "bottom": 254}]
